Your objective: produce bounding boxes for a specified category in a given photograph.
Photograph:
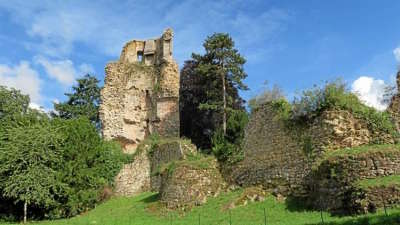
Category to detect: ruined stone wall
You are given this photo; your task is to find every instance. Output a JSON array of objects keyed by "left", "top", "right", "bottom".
[
  {"left": 234, "top": 103, "right": 395, "bottom": 194},
  {"left": 150, "top": 139, "right": 197, "bottom": 191},
  {"left": 159, "top": 157, "right": 226, "bottom": 210},
  {"left": 363, "top": 185, "right": 400, "bottom": 212},
  {"left": 306, "top": 149, "right": 400, "bottom": 213},
  {"left": 114, "top": 138, "right": 196, "bottom": 196},
  {"left": 114, "top": 147, "right": 151, "bottom": 195},
  {"left": 100, "top": 29, "right": 180, "bottom": 196},
  {"left": 388, "top": 71, "right": 400, "bottom": 133},
  {"left": 100, "top": 28, "right": 179, "bottom": 154},
  {"left": 232, "top": 105, "right": 309, "bottom": 193}
]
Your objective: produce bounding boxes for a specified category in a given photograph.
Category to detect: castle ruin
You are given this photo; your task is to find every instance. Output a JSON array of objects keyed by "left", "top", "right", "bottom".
[
  {"left": 100, "top": 28, "right": 179, "bottom": 154},
  {"left": 99, "top": 29, "right": 180, "bottom": 195}
]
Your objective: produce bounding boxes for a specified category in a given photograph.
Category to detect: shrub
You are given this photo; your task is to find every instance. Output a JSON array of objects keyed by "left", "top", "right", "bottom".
[
  {"left": 290, "top": 80, "right": 397, "bottom": 141},
  {"left": 248, "top": 82, "right": 285, "bottom": 112},
  {"left": 50, "top": 117, "right": 128, "bottom": 218},
  {"left": 212, "top": 110, "right": 248, "bottom": 163}
]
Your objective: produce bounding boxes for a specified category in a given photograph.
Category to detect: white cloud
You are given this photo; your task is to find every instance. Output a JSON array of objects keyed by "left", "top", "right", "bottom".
[
  {"left": 0, "top": 61, "right": 42, "bottom": 104},
  {"left": 35, "top": 56, "right": 94, "bottom": 85},
  {"left": 351, "top": 76, "right": 388, "bottom": 111},
  {"left": 0, "top": 0, "right": 291, "bottom": 64},
  {"left": 36, "top": 56, "right": 76, "bottom": 85},
  {"left": 28, "top": 102, "right": 45, "bottom": 111},
  {"left": 394, "top": 47, "right": 400, "bottom": 63}
]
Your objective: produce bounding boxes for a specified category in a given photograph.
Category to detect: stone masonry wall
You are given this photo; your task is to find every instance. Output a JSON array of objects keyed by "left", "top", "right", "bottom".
[
  {"left": 159, "top": 158, "right": 226, "bottom": 210},
  {"left": 150, "top": 139, "right": 196, "bottom": 191},
  {"left": 100, "top": 28, "right": 179, "bottom": 154},
  {"left": 306, "top": 149, "right": 400, "bottom": 213},
  {"left": 234, "top": 103, "right": 395, "bottom": 194},
  {"left": 100, "top": 29, "right": 180, "bottom": 196},
  {"left": 114, "top": 147, "right": 151, "bottom": 195},
  {"left": 388, "top": 71, "right": 400, "bottom": 133},
  {"left": 114, "top": 139, "right": 196, "bottom": 196},
  {"left": 232, "top": 105, "right": 309, "bottom": 193}
]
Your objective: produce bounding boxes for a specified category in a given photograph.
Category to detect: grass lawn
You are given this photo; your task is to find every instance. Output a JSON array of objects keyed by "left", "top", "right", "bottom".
[{"left": 1, "top": 190, "right": 400, "bottom": 225}]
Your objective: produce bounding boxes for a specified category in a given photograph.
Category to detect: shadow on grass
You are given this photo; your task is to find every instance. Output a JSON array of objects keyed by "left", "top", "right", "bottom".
[
  {"left": 285, "top": 196, "right": 310, "bottom": 212},
  {"left": 140, "top": 193, "right": 160, "bottom": 203},
  {"left": 305, "top": 213, "right": 400, "bottom": 225}
]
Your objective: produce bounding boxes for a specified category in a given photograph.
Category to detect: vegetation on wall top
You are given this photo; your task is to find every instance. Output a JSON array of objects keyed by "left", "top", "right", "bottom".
[{"left": 252, "top": 80, "right": 398, "bottom": 144}]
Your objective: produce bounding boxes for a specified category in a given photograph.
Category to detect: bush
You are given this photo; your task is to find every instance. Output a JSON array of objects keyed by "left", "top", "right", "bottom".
[
  {"left": 248, "top": 82, "right": 285, "bottom": 112},
  {"left": 212, "top": 110, "right": 248, "bottom": 163},
  {"left": 0, "top": 116, "right": 128, "bottom": 220},
  {"left": 289, "top": 80, "right": 398, "bottom": 141},
  {"left": 50, "top": 117, "right": 128, "bottom": 218}
]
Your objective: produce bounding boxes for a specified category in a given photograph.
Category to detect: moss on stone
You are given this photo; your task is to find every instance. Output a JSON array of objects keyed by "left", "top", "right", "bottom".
[
  {"left": 325, "top": 144, "right": 400, "bottom": 158},
  {"left": 358, "top": 175, "right": 400, "bottom": 189}
]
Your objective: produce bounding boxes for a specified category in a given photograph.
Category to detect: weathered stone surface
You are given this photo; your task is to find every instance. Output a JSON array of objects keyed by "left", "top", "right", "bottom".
[
  {"left": 233, "top": 103, "right": 395, "bottom": 196},
  {"left": 159, "top": 157, "right": 226, "bottom": 210},
  {"left": 150, "top": 139, "right": 197, "bottom": 191},
  {"left": 114, "top": 139, "right": 196, "bottom": 196},
  {"left": 114, "top": 147, "right": 151, "bottom": 196},
  {"left": 100, "top": 29, "right": 180, "bottom": 196},
  {"left": 388, "top": 71, "right": 400, "bottom": 133},
  {"left": 100, "top": 28, "right": 179, "bottom": 154},
  {"left": 305, "top": 149, "right": 400, "bottom": 214},
  {"left": 362, "top": 185, "right": 400, "bottom": 212},
  {"left": 224, "top": 187, "right": 268, "bottom": 210},
  {"left": 232, "top": 105, "right": 309, "bottom": 192}
]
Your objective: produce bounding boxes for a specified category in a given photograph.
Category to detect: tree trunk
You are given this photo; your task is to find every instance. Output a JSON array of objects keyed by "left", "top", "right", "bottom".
[
  {"left": 23, "top": 200, "right": 27, "bottom": 224},
  {"left": 221, "top": 71, "right": 227, "bottom": 135}
]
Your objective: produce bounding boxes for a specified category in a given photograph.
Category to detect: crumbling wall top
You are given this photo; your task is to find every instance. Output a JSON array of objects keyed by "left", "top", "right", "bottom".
[{"left": 120, "top": 28, "right": 174, "bottom": 65}]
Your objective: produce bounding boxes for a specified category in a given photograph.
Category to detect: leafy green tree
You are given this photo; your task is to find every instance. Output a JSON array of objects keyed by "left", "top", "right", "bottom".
[
  {"left": 0, "top": 113, "right": 63, "bottom": 224},
  {"left": 0, "top": 86, "right": 30, "bottom": 135},
  {"left": 0, "top": 86, "right": 127, "bottom": 221},
  {"left": 0, "top": 86, "right": 29, "bottom": 117},
  {"left": 180, "top": 60, "right": 218, "bottom": 150},
  {"left": 51, "top": 117, "right": 127, "bottom": 217},
  {"left": 53, "top": 74, "right": 101, "bottom": 127},
  {"left": 193, "top": 33, "right": 248, "bottom": 135}
]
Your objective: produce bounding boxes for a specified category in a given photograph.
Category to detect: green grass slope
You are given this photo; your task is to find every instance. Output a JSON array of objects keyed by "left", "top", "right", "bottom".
[{"left": 1, "top": 190, "right": 400, "bottom": 225}]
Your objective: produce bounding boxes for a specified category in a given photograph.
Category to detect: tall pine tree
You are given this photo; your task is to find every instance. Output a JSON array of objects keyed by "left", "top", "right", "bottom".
[
  {"left": 193, "top": 33, "right": 248, "bottom": 135},
  {"left": 180, "top": 33, "right": 248, "bottom": 151}
]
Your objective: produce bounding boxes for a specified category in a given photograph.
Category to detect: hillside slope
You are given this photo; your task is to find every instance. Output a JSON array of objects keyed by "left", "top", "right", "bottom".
[{"left": 1, "top": 191, "right": 399, "bottom": 225}]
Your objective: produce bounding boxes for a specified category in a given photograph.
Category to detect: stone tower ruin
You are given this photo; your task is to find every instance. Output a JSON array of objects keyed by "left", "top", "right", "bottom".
[{"left": 100, "top": 28, "right": 179, "bottom": 154}]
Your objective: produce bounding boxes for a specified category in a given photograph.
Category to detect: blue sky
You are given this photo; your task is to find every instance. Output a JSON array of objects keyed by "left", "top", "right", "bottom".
[{"left": 0, "top": 0, "right": 399, "bottom": 111}]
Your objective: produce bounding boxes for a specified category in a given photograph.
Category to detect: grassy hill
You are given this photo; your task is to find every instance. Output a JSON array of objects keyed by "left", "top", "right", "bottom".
[{"left": 1, "top": 190, "right": 400, "bottom": 225}]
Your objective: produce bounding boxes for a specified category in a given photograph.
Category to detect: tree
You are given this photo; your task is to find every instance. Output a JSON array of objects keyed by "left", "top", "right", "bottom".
[
  {"left": 0, "top": 113, "right": 63, "bottom": 223},
  {"left": 248, "top": 81, "right": 285, "bottom": 112},
  {"left": 53, "top": 74, "right": 101, "bottom": 128},
  {"left": 180, "top": 60, "right": 218, "bottom": 150},
  {"left": 0, "top": 86, "right": 29, "bottom": 117},
  {"left": 193, "top": 33, "right": 248, "bottom": 135},
  {"left": 0, "top": 86, "right": 126, "bottom": 221},
  {"left": 52, "top": 117, "right": 127, "bottom": 217}
]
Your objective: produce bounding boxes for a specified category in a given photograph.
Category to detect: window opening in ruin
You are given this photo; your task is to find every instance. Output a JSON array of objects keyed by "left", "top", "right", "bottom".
[{"left": 137, "top": 51, "right": 143, "bottom": 62}]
